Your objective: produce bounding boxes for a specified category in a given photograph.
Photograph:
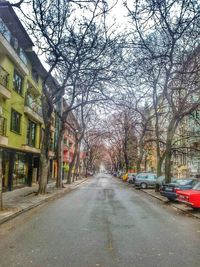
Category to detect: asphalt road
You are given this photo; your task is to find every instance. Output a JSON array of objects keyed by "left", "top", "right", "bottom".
[{"left": 0, "top": 174, "right": 200, "bottom": 267}]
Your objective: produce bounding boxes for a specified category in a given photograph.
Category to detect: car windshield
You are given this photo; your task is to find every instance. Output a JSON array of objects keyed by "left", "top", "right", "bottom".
[
  {"left": 192, "top": 183, "right": 200, "bottom": 190},
  {"left": 175, "top": 179, "right": 193, "bottom": 185}
]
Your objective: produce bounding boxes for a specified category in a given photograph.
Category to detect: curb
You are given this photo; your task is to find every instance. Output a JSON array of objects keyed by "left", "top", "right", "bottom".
[
  {"left": 0, "top": 178, "right": 88, "bottom": 225},
  {"left": 139, "top": 188, "right": 200, "bottom": 220}
]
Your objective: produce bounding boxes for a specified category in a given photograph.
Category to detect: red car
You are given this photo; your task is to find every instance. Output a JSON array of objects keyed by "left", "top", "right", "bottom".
[{"left": 177, "top": 182, "right": 200, "bottom": 208}]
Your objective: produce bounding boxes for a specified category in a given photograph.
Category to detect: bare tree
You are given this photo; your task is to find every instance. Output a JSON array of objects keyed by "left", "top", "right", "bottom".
[
  {"left": 13, "top": 0, "right": 121, "bottom": 193},
  {"left": 123, "top": 0, "right": 200, "bottom": 182},
  {"left": 103, "top": 109, "right": 138, "bottom": 173}
]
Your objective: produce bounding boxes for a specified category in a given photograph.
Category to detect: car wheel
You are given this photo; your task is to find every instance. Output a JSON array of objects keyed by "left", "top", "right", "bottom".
[{"left": 140, "top": 182, "right": 147, "bottom": 189}]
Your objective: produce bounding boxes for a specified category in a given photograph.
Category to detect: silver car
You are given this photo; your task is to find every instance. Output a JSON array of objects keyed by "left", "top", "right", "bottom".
[
  {"left": 127, "top": 173, "right": 137, "bottom": 184},
  {"left": 135, "top": 173, "right": 158, "bottom": 189}
]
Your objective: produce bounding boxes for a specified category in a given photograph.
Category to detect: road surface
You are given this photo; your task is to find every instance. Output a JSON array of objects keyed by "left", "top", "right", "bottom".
[{"left": 0, "top": 174, "right": 200, "bottom": 267}]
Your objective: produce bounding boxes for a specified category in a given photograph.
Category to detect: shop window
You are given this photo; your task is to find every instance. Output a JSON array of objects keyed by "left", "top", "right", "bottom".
[
  {"left": 13, "top": 153, "right": 27, "bottom": 188},
  {"left": 27, "top": 120, "right": 37, "bottom": 147},
  {"left": 11, "top": 109, "right": 21, "bottom": 134},
  {"left": 13, "top": 70, "right": 23, "bottom": 95}
]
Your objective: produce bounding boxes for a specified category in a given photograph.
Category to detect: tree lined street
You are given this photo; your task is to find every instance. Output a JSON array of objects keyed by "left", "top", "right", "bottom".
[
  {"left": 1, "top": 1, "right": 200, "bottom": 266},
  {"left": 0, "top": 174, "right": 200, "bottom": 267}
]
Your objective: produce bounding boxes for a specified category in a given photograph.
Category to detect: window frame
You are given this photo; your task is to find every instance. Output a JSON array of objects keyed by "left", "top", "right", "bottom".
[
  {"left": 10, "top": 109, "right": 21, "bottom": 134},
  {"left": 26, "top": 120, "right": 37, "bottom": 147},
  {"left": 13, "top": 70, "right": 23, "bottom": 95}
]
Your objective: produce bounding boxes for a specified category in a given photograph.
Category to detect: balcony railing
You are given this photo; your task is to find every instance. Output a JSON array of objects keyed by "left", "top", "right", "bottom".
[
  {"left": 0, "top": 18, "right": 28, "bottom": 65},
  {"left": 0, "top": 65, "right": 9, "bottom": 88},
  {"left": 0, "top": 116, "right": 7, "bottom": 136},
  {"left": 25, "top": 93, "right": 43, "bottom": 117},
  {"left": 32, "top": 70, "right": 39, "bottom": 84}
]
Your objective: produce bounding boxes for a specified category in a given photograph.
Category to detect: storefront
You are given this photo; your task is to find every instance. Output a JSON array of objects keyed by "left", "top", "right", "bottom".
[{"left": 2, "top": 148, "right": 40, "bottom": 191}]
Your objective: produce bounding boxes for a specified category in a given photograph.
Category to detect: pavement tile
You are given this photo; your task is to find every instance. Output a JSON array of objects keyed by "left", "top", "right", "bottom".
[{"left": 0, "top": 178, "right": 88, "bottom": 224}]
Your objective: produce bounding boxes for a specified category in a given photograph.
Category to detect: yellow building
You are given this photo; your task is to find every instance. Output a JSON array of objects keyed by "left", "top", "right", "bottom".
[{"left": 0, "top": 2, "right": 54, "bottom": 190}]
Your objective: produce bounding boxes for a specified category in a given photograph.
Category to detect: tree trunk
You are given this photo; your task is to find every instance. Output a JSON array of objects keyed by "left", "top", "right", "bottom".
[
  {"left": 84, "top": 157, "right": 89, "bottom": 178},
  {"left": 74, "top": 147, "right": 80, "bottom": 180},
  {"left": 38, "top": 149, "right": 49, "bottom": 194},
  {"left": 136, "top": 144, "right": 144, "bottom": 173},
  {"left": 164, "top": 119, "right": 179, "bottom": 183},
  {"left": 56, "top": 128, "right": 64, "bottom": 188},
  {"left": 67, "top": 140, "right": 79, "bottom": 183},
  {"left": 124, "top": 138, "right": 129, "bottom": 173},
  {"left": 164, "top": 148, "right": 172, "bottom": 184},
  {"left": 124, "top": 150, "right": 129, "bottom": 173},
  {"left": 156, "top": 157, "right": 163, "bottom": 177},
  {"left": 156, "top": 149, "right": 166, "bottom": 177},
  {"left": 38, "top": 94, "right": 53, "bottom": 194}
]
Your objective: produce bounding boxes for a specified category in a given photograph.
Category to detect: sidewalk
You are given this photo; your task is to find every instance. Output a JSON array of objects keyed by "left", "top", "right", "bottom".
[
  {"left": 0, "top": 178, "right": 88, "bottom": 225},
  {"left": 140, "top": 188, "right": 200, "bottom": 219}
]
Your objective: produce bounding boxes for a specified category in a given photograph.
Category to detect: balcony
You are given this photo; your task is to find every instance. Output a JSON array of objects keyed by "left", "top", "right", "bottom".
[
  {"left": 0, "top": 116, "right": 8, "bottom": 146},
  {"left": 0, "top": 21, "right": 29, "bottom": 75},
  {"left": 24, "top": 94, "right": 44, "bottom": 124},
  {"left": 0, "top": 66, "right": 11, "bottom": 99},
  {"left": 21, "top": 145, "right": 40, "bottom": 154},
  {"left": 27, "top": 79, "right": 41, "bottom": 96}
]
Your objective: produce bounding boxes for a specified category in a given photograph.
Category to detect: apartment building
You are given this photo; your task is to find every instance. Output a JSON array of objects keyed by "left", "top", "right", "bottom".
[
  {"left": 0, "top": 2, "right": 57, "bottom": 190},
  {"left": 171, "top": 110, "right": 200, "bottom": 178}
]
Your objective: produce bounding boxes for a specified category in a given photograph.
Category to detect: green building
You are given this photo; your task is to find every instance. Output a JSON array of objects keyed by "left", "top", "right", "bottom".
[{"left": 0, "top": 2, "right": 56, "bottom": 190}]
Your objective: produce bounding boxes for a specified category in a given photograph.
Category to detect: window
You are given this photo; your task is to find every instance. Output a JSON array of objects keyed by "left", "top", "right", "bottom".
[
  {"left": 137, "top": 174, "right": 147, "bottom": 179},
  {"left": 148, "top": 174, "right": 156, "bottom": 180},
  {"left": 0, "top": 18, "right": 11, "bottom": 42},
  {"left": 26, "top": 120, "right": 37, "bottom": 147},
  {"left": 11, "top": 109, "right": 21, "bottom": 134},
  {"left": 13, "top": 70, "right": 23, "bottom": 95}
]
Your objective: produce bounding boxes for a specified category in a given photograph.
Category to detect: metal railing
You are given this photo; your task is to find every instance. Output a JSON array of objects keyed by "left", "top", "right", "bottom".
[
  {"left": 0, "top": 65, "right": 9, "bottom": 88},
  {"left": 25, "top": 93, "right": 43, "bottom": 117},
  {"left": 0, "top": 18, "right": 28, "bottom": 65},
  {"left": 32, "top": 70, "right": 39, "bottom": 84},
  {"left": 0, "top": 116, "right": 7, "bottom": 136}
]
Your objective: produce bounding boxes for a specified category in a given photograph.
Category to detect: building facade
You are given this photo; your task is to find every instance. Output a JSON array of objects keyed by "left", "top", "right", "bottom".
[{"left": 0, "top": 2, "right": 58, "bottom": 190}]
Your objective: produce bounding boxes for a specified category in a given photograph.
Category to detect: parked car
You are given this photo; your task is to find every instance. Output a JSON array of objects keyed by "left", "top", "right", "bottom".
[
  {"left": 177, "top": 182, "right": 200, "bottom": 208},
  {"left": 155, "top": 176, "right": 165, "bottom": 191},
  {"left": 127, "top": 173, "right": 137, "bottom": 184},
  {"left": 122, "top": 173, "right": 128, "bottom": 181},
  {"left": 160, "top": 178, "right": 198, "bottom": 201},
  {"left": 135, "top": 173, "right": 158, "bottom": 189},
  {"left": 155, "top": 176, "right": 176, "bottom": 191}
]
